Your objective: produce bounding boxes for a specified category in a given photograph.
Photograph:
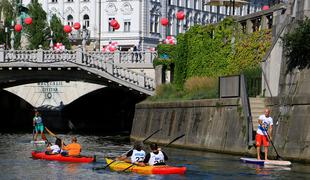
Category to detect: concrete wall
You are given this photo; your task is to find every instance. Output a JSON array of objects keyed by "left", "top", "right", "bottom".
[
  {"left": 131, "top": 98, "right": 251, "bottom": 155},
  {"left": 265, "top": 69, "right": 310, "bottom": 162}
]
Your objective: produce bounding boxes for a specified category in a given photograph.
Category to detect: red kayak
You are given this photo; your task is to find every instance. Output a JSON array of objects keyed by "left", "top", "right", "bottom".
[{"left": 31, "top": 151, "right": 95, "bottom": 163}]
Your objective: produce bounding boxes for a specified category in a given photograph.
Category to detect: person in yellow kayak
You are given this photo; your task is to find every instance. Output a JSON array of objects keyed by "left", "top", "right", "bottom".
[
  {"left": 142, "top": 143, "right": 168, "bottom": 166},
  {"left": 117, "top": 141, "right": 146, "bottom": 164},
  {"left": 33, "top": 110, "right": 46, "bottom": 141},
  {"left": 61, "top": 137, "right": 81, "bottom": 156}
]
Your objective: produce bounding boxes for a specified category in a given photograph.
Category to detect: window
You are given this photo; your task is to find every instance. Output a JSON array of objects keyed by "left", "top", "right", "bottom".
[
  {"left": 194, "top": 0, "right": 198, "bottom": 9},
  {"left": 67, "top": 15, "right": 73, "bottom": 26},
  {"left": 186, "top": 0, "right": 189, "bottom": 8},
  {"left": 67, "top": 0, "right": 73, "bottom": 2},
  {"left": 168, "top": 0, "right": 172, "bottom": 5},
  {"left": 124, "top": 21, "right": 131, "bottom": 32},
  {"left": 51, "top": 0, "right": 58, "bottom": 3},
  {"left": 150, "top": 16, "right": 154, "bottom": 33},
  {"left": 154, "top": 15, "right": 159, "bottom": 33},
  {"left": 83, "top": 14, "right": 90, "bottom": 29},
  {"left": 108, "top": 17, "right": 115, "bottom": 32}
]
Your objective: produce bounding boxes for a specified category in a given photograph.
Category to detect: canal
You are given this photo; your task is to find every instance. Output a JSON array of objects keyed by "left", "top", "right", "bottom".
[{"left": 0, "top": 133, "right": 309, "bottom": 179}]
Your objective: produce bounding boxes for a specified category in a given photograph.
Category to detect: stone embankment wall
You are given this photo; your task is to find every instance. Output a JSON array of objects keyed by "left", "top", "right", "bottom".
[
  {"left": 131, "top": 98, "right": 251, "bottom": 155},
  {"left": 131, "top": 95, "right": 310, "bottom": 162}
]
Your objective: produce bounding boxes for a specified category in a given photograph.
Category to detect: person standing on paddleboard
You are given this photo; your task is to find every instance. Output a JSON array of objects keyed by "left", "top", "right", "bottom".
[
  {"left": 33, "top": 110, "right": 46, "bottom": 141},
  {"left": 256, "top": 108, "right": 273, "bottom": 160}
]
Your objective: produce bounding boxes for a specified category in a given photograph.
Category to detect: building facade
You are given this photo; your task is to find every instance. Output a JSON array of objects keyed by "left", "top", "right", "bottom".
[{"left": 22, "top": 0, "right": 265, "bottom": 50}]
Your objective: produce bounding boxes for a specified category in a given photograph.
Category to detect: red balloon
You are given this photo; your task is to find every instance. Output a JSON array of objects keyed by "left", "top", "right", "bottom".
[
  {"left": 161, "top": 18, "right": 169, "bottom": 26},
  {"left": 262, "top": 5, "right": 270, "bottom": 11},
  {"left": 110, "top": 19, "right": 118, "bottom": 27},
  {"left": 114, "top": 23, "right": 120, "bottom": 30},
  {"left": 24, "top": 17, "right": 33, "bottom": 25},
  {"left": 15, "top": 24, "right": 22, "bottom": 32},
  {"left": 64, "top": 25, "right": 72, "bottom": 33},
  {"left": 73, "top": 22, "right": 81, "bottom": 30},
  {"left": 176, "top": 11, "right": 185, "bottom": 20}
]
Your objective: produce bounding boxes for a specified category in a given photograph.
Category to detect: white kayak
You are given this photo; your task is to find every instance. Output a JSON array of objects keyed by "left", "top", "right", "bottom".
[
  {"left": 240, "top": 157, "right": 292, "bottom": 166},
  {"left": 30, "top": 140, "right": 46, "bottom": 144}
]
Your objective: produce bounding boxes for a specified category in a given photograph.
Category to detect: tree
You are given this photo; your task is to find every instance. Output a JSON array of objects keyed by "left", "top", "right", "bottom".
[
  {"left": 25, "top": 0, "right": 50, "bottom": 49},
  {"left": 0, "top": 0, "right": 21, "bottom": 49},
  {"left": 50, "top": 14, "right": 71, "bottom": 49},
  {"left": 282, "top": 18, "right": 310, "bottom": 73}
]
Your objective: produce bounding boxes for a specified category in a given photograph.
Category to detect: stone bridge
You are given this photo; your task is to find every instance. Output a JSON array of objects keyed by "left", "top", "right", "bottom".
[{"left": 0, "top": 45, "right": 157, "bottom": 96}]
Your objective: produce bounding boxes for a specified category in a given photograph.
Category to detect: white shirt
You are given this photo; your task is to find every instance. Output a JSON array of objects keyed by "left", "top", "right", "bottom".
[
  {"left": 148, "top": 151, "right": 165, "bottom": 166},
  {"left": 130, "top": 149, "right": 145, "bottom": 163},
  {"left": 256, "top": 114, "right": 273, "bottom": 135},
  {"left": 50, "top": 145, "right": 61, "bottom": 154}
]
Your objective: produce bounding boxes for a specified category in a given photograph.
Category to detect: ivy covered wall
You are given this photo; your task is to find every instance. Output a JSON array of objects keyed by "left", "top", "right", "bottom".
[{"left": 155, "top": 17, "right": 272, "bottom": 89}]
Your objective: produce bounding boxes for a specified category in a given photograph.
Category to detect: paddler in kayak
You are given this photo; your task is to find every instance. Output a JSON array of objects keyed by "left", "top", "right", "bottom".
[
  {"left": 61, "top": 137, "right": 82, "bottom": 156},
  {"left": 46, "top": 138, "right": 62, "bottom": 155},
  {"left": 142, "top": 143, "right": 168, "bottom": 166},
  {"left": 33, "top": 110, "right": 46, "bottom": 141},
  {"left": 116, "top": 141, "right": 146, "bottom": 164}
]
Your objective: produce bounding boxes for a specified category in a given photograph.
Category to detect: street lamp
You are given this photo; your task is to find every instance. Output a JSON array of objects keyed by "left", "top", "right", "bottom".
[{"left": 10, "top": 21, "right": 15, "bottom": 50}]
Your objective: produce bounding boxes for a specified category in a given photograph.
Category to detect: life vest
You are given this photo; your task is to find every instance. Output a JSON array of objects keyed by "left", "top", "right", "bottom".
[
  {"left": 148, "top": 151, "right": 165, "bottom": 165},
  {"left": 130, "top": 149, "right": 145, "bottom": 163}
]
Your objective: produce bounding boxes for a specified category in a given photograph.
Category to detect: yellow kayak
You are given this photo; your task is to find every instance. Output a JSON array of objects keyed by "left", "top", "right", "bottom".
[{"left": 105, "top": 158, "right": 186, "bottom": 174}]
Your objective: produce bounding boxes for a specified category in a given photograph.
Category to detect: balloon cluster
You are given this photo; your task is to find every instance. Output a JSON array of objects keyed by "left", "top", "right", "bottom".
[
  {"left": 64, "top": 22, "right": 81, "bottom": 33},
  {"left": 54, "top": 43, "right": 65, "bottom": 51},
  {"left": 110, "top": 19, "right": 120, "bottom": 30},
  {"left": 161, "top": 11, "right": 185, "bottom": 26},
  {"left": 102, "top": 42, "right": 119, "bottom": 53},
  {"left": 163, "top": 36, "right": 177, "bottom": 45},
  {"left": 14, "top": 17, "right": 33, "bottom": 32}
]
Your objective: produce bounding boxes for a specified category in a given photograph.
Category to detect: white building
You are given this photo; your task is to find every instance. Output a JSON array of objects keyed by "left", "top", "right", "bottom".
[{"left": 22, "top": 0, "right": 262, "bottom": 50}]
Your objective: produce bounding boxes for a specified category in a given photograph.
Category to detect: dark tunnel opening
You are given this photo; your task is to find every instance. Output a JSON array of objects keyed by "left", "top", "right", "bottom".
[
  {"left": 61, "top": 87, "right": 146, "bottom": 135},
  {"left": 0, "top": 90, "right": 34, "bottom": 133},
  {"left": 0, "top": 87, "right": 146, "bottom": 135}
]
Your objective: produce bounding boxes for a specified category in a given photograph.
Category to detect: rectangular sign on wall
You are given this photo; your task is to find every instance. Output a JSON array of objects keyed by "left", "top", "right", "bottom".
[{"left": 219, "top": 75, "right": 240, "bottom": 98}]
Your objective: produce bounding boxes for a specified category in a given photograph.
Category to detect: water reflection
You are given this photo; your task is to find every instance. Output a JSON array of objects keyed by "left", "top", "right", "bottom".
[{"left": 0, "top": 133, "right": 310, "bottom": 180}]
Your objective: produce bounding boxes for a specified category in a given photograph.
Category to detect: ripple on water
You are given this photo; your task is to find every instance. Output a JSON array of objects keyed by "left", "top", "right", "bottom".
[{"left": 0, "top": 133, "right": 310, "bottom": 180}]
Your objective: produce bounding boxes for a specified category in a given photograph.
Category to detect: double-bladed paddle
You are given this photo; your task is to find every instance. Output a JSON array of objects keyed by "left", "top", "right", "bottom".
[
  {"left": 122, "top": 133, "right": 185, "bottom": 172},
  {"left": 93, "top": 128, "right": 162, "bottom": 171}
]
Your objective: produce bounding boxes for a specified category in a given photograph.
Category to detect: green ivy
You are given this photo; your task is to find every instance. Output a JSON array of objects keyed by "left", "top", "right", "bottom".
[
  {"left": 153, "top": 44, "right": 176, "bottom": 70},
  {"left": 282, "top": 18, "right": 310, "bottom": 72},
  {"left": 168, "top": 17, "right": 271, "bottom": 89}
]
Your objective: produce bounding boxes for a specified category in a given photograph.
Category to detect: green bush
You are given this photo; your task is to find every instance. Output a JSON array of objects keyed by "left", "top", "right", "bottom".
[{"left": 282, "top": 18, "right": 310, "bottom": 72}]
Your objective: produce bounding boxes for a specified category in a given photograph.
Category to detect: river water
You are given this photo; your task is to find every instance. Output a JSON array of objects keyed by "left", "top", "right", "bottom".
[{"left": 0, "top": 133, "right": 309, "bottom": 180}]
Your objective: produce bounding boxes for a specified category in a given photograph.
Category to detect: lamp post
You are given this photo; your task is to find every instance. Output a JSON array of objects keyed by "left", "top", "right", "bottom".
[
  {"left": 5, "top": 27, "right": 9, "bottom": 50},
  {"left": 10, "top": 21, "right": 15, "bottom": 50}
]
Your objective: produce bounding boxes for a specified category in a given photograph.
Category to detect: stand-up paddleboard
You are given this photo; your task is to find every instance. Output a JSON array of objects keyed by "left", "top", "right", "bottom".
[
  {"left": 240, "top": 157, "right": 292, "bottom": 166},
  {"left": 30, "top": 140, "right": 46, "bottom": 144}
]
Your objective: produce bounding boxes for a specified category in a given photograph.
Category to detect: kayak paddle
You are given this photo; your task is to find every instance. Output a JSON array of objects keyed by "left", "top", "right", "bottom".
[
  {"left": 93, "top": 128, "right": 162, "bottom": 171},
  {"left": 122, "top": 134, "right": 185, "bottom": 172}
]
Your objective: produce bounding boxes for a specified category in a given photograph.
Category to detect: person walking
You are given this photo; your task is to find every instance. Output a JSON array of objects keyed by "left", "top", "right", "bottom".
[{"left": 256, "top": 108, "right": 273, "bottom": 160}]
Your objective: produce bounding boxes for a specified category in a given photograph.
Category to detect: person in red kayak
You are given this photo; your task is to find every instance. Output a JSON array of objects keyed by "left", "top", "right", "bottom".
[
  {"left": 46, "top": 138, "right": 62, "bottom": 155},
  {"left": 33, "top": 110, "right": 46, "bottom": 141},
  {"left": 116, "top": 141, "right": 146, "bottom": 164},
  {"left": 142, "top": 143, "right": 168, "bottom": 166},
  {"left": 61, "top": 137, "right": 82, "bottom": 156}
]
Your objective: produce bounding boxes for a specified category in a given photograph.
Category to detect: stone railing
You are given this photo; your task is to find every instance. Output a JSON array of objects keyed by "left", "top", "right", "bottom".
[
  {"left": 0, "top": 45, "right": 155, "bottom": 93},
  {"left": 84, "top": 52, "right": 155, "bottom": 91},
  {"left": 0, "top": 45, "right": 157, "bottom": 66}
]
